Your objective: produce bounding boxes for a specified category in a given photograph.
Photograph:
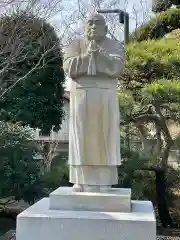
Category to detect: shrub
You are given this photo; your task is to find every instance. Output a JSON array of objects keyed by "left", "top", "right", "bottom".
[
  {"left": 152, "top": 0, "right": 173, "bottom": 13},
  {"left": 165, "top": 28, "right": 180, "bottom": 38},
  {"left": 0, "top": 12, "right": 65, "bottom": 134},
  {"left": 42, "top": 165, "right": 69, "bottom": 191},
  {"left": 119, "top": 146, "right": 180, "bottom": 204},
  {"left": 42, "top": 154, "right": 69, "bottom": 191},
  {"left": 0, "top": 121, "right": 44, "bottom": 204},
  {"left": 122, "top": 38, "right": 180, "bottom": 91},
  {"left": 133, "top": 8, "right": 180, "bottom": 42}
]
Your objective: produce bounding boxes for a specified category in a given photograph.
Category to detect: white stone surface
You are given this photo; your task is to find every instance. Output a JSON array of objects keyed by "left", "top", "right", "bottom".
[
  {"left": 49, "top": 187, "right": 131, "bottom": 212},
  {"left": 16, "top": 198, "right": 156, "bottom": 240}
]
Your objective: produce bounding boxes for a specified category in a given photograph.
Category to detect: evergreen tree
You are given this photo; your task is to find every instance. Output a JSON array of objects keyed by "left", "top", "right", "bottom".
[
  {"left": 152, "top": 0, "right": 172, "bottom": 13},
  {"left": 0, "top": 12, "right": 65, "bottom": 134}
]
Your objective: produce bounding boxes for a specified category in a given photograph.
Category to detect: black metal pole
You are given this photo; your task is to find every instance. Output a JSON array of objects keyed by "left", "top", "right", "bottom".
[
  {"left": 124, "top": 12, "right": 129, "bottom": 44},
  {"left": 97, "top": 9, "right": 129, "bottom": 44}
]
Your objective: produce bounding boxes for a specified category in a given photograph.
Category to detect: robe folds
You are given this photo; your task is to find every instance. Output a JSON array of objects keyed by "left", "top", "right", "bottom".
[{"left": 63, "top": 37, "right": 124, "bottom": 185}]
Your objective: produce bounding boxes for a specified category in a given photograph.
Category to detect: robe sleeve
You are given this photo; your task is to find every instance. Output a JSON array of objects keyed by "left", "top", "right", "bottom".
[
  {"left": 63, "top": 40, "right": 89, "bottom": 79},
  {"left": 96, "top": 41, "right": 124, "bottom": 78}
]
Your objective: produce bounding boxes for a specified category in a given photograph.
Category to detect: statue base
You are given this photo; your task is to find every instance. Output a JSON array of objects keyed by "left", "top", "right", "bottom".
[
  {"left": 49, "top": 187, "right": 131, "bottom": 212},
  {"left": 16, "top": 187, "right": 156, "bottom": 240}
]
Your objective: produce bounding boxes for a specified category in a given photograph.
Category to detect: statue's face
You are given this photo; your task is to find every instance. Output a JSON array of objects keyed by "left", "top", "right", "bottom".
[{"left": 85, "top": 15, "right": 107, "bottom": 41}]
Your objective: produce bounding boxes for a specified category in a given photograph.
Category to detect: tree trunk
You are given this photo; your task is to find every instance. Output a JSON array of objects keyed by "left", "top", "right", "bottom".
[
  {"left": 133, "top": 105, "right": 174, "bottom": 228},
  {"left": 154, "top": 106, "right": 173, "bottom": 228},
  {"left": 155, "top": 169, "right": 173, "bottom": 228},
  {"left": 154, "top": 124, "right": 162, "bottom": 156},
  {"left": 136, "top": 123, "right": 149, "bottom": 153},
  {"left": 125, "top": 125, "right": 130, "bottom": 148}
]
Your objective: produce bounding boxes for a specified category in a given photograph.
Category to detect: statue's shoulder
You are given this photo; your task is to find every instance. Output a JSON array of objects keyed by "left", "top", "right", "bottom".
[
  {"left": 104, "top": 37, "right": 124, "bottom": 50},
  {"left": 65, "top": 38, "right": 84, "bottom": 49}
]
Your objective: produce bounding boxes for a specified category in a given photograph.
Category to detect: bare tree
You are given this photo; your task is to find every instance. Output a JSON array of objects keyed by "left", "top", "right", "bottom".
[
  {"left": 37, "top": 139, "right": 61, "bottom": 172},
  {"left": 0, "top": 0, "right": 66, "bottom": 98},
  {"left": 56, "top": 0, "right": 151, "bottom": 44},
  {"left": 0, "top": 0, "right": 151, "bottom": 97},
  {"left": 0, "top": 0, "right": 152, "bottom": 97}
]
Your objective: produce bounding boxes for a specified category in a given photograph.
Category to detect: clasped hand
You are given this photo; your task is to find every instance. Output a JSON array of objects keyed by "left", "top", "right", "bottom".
[{"left": 87, "top": 40, "right": 99, "bottom": 55}]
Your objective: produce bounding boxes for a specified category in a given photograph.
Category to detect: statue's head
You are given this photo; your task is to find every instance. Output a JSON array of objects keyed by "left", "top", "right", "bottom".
[{"left": 84, "top": 13, "right": 107, "bottom": 41}]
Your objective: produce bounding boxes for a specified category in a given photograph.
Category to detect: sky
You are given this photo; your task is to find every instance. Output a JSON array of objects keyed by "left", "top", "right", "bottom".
[
  {"left": 0, "top": 0, "right": 153, "bottom": 91},
  {"left": 50, "top": 0, "right": 153, "bottom": 42},
  {"left": 49, "top": 0, "right": 153, "bottom": 90}
]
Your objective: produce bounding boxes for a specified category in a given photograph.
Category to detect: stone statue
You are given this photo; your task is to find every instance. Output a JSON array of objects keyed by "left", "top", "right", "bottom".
[{"left": 63, "top": 13, "right": 124, "bottom": 192}]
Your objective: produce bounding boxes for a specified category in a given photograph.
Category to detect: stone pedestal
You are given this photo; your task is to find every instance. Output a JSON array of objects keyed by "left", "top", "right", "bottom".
[
  {"left": 49, "top": 187, "right": 131, "bottom": 212},
  {"left": 16, "top": 187, "right": 156, "bottom": 240}
]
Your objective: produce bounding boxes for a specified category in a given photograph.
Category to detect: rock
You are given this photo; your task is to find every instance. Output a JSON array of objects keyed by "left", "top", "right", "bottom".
[{"left": 3, "top": 230, "right": 16, "bottom": 240}]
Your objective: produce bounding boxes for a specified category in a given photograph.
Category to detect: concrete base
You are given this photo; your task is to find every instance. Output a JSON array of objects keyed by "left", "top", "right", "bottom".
[
  {"left": 49, "top": 187, "right": 131, "bottom": 212},
  {"left": 16, "top": 198, "right": 156, "bottom": 240}
]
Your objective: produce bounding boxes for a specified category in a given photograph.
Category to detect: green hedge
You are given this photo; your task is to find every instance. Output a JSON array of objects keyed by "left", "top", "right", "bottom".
[
  {"left": 152, "top": 0, "right": 177, "bottom": 13},
  {"left": 42, "top": 154, "right": 70, "bottom": 190},
  {"left": 122, "top": 38, "right": 180, "bottom": 91},
  {"left": 133, "top": 8, "right": 180, "bottom": 42},
  {"left": 0, "top": 12, "right": 65, "bottom": 134},
  {"left": 42, "top": 165, "right": 69, "bottom": 190}
]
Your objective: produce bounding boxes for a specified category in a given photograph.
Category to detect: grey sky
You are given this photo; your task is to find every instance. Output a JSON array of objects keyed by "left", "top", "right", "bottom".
[
  {"left": 48, "top": 0, "right": 153, "bottom": 89},
  {"left": 49, "top": 0, "right": 153, "bottom": 44}
]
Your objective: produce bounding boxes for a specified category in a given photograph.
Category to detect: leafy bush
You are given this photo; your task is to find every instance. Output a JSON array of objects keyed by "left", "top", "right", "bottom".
[
  {"left": 122, "top": 38, "right": 180, "bottom": 91},
  {"left": 131, "top": 167, "right": 180, "bottom": 205},
  {"left": 133, "top": 8, "right": 180, "bottom": 42},
  {"left": 165, "top": 28, "right": 180, "bottom": 39},
  {"left": 119, "top": 146, "right": 180, "bottom": 204},
  {"left": 118, "top": 146, "right": 153, "bottom": 199},
  {"left": 0, "top": 12, "right": 65, "bottom": 134},
  {"left": 42, "top": 165, "right": 69, "bottom": 190},
  {"left": 0, "top": 121, "right": 44, "bottom": 204},
  {"left": 152, "top": 0, "right": 173, "bottom": 13},
  {"left": 42, "top": 154, "right": 69, "bottom": 191}
]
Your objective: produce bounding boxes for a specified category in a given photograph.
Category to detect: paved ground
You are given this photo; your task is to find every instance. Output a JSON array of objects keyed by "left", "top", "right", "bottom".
[
  {"left": 157, "top": 237, "right": 180, "bottom": 240},
  {"left": 1, "top": 234, "right": 180, "bottom": 240}
]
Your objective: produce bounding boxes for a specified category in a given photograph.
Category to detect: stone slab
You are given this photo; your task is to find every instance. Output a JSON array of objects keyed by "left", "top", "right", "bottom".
[
  {"left": 16, "top": 198, "right": 156, "bottom": 240},
  {"left": 49, "top": 187, "right": 131, "bottom": 212}
]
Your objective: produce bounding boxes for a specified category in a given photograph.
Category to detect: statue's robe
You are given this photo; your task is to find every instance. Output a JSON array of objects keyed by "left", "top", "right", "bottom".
[{"left": 63, "top": 37, "right": 124, "bottom": 185}]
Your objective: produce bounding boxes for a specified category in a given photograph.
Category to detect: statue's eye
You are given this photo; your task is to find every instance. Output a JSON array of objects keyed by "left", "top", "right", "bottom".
[{"left": 88, "top": 21, "right": 93, "bottom": 26}]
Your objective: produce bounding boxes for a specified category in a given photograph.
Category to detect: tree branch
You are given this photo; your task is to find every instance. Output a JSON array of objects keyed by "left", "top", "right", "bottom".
[
  {"left": 133, "top": 113, "right": 160, "bottom": 123},
  {"left": 155, "top": 105, "right": 173, "bottom": 168},
  {"left": 0, "top": 43, "right": 58, "bottom": 98}
]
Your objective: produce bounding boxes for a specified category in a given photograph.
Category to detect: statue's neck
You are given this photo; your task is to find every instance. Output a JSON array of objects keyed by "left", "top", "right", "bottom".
[{"left": 85, "top": 36, "right": 106, "bottom": 44}]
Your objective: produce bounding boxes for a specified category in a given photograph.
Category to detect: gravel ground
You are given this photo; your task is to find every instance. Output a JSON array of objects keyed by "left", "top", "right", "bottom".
[
  {"left": 2, "top": 231, "right": 180, "bottom": 240},
  {"left": 157, "top": 237, "right": 180, "bottom": 240}
]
